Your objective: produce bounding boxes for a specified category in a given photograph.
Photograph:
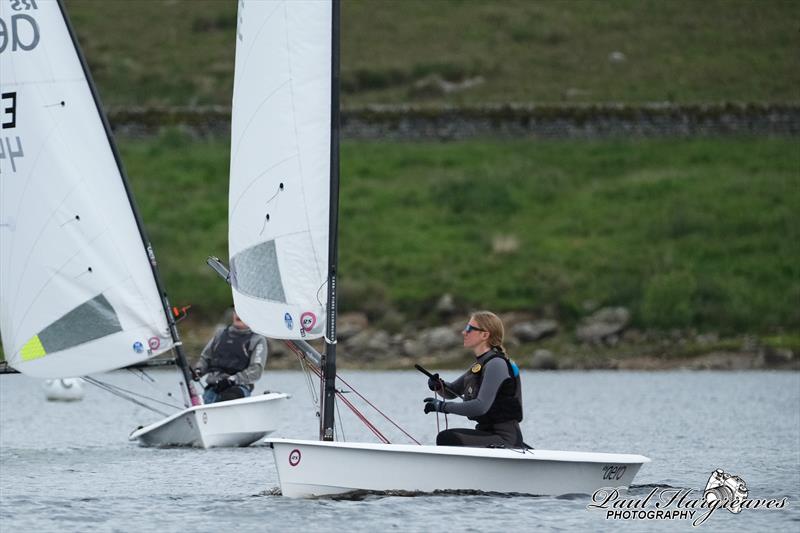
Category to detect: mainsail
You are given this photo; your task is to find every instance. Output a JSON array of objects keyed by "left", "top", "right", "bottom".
[
  {"left": 228, "top": 0, "right": 333, "bottom": 340},
  {"left": 0, "top": 1, "right": 173, "bottom": 377}
]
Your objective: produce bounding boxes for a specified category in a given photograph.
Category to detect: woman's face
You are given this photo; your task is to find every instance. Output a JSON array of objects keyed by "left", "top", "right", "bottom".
[{"left": 462, "top": 319, "right": 489, "bottom": 349}]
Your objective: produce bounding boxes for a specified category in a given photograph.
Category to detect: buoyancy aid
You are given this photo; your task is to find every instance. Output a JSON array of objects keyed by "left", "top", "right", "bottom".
[
  {"left": 461, "top": 348, "right": 523, "bottom": 424},
  {"left": 209, "top": 327, "right": 252, "bottom": 374}
]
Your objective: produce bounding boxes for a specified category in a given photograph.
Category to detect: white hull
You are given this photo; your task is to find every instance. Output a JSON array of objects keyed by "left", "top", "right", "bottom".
[
  {"left": 268, "top": 438, "right": 650, "bottom": 498},
  {"left": 130, "top": 393, "right": 289, "bottom": 448},
  {"left": 43, "top": 378, "right": 85, "bottom": 402}
]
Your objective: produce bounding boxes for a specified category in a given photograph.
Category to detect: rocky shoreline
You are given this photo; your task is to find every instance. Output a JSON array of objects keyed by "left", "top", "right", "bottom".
[{"left": 180, "top": 306, "right": 798, "bottom": 372}]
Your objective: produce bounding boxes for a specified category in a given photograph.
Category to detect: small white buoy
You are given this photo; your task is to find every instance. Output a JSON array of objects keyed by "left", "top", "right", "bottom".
[{"left": 43, "top": 378, "right": 85, "bottom": 402}]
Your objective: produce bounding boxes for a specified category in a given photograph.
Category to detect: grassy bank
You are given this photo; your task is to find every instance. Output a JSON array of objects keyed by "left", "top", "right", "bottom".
[
  {"left": 64, "top": 0, "right": 799, "bottom": 106},
  {"left": 119, "top": 134, "right": 799, "bottom": 335}
]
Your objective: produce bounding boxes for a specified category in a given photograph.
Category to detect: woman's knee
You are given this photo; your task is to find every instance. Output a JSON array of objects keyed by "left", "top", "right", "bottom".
[{"left": 436, "top": 429, "right": 464, "bottom": 446}]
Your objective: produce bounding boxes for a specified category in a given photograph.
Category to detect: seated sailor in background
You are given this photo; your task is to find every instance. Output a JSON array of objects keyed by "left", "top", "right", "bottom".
[
  {"left": 424, "top": 310, "right": 525, "bottom": 448},
  {"left": 193, "top": 309, "right": 267, "bottom": 404}
]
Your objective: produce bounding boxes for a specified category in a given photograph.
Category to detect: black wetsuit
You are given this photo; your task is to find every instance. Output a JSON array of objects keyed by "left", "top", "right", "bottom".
[{"left": 436, "top": 348, "right": 525, "bottom": 448}]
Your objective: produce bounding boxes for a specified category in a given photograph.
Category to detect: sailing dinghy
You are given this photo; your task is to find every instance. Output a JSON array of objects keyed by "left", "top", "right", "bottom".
[
  {"left": 0, "top": 0, "right": 287, "bottom": 448},
  {"left": 230, "top": 0, "right": 649, "bottom": 497}
]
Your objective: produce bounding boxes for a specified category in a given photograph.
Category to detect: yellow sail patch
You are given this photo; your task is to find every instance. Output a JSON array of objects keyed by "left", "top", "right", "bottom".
[{"left": 20, "top": 335, "right": 46, "bottom": 361}]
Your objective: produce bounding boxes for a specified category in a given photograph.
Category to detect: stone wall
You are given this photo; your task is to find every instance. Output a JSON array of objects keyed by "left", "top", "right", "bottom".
[{"left": 108, "top": 103, "right": 799, "bottom": 140}]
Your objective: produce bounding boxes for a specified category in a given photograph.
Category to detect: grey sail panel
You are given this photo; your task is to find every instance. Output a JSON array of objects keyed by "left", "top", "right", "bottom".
[
  {"left": 37, "top": 294, "right": 122, "bottom": 353},
  {"left": 231, "top": 240, "right": 287, "bottom": 303}
]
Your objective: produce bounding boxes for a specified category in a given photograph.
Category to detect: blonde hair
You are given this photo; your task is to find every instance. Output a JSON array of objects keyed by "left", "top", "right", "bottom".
[{"left": 471, "top": 310, "right": 506, "bottom": 353}]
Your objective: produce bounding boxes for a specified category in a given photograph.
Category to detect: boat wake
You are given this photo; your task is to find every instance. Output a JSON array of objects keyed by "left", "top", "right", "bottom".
[
  {"left": 258, "top": 483, "right": 678, "bottom": 501},
  {"left": 256, "top": 486, "right": 551, "bottom": 500},
  {"left": 631, "top": 482, "right": 684, "bottom": 490},
  {"left": 326, "top": 489, "right": 549, "bottom": 501}
]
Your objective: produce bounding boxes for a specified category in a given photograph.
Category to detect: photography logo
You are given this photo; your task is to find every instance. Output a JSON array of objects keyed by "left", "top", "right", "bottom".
[
  {"left": 704, "top": 469, "right": 747, "bottom": 513},
  {"left": 587, "top": 469, "right": 788, "bottom": 526}
]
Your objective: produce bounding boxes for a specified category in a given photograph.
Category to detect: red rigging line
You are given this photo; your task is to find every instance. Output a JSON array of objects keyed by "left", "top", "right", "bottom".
[{"left": 284, "top": 340, "right": 421, "bottom": 445}]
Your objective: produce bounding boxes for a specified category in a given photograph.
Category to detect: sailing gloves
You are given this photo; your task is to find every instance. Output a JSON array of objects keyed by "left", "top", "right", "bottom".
[
  {"left": 206, "top": 372, "right": 233, "bottom": 386},
  {"left": 427, "top": 373, "right": 444, "bottom": 392},
  {"left": 423, "top": 397, "right": 447, "bottom": 414},
  {"left": 425, "top": 375, "right": 447, "bottom": 413}
]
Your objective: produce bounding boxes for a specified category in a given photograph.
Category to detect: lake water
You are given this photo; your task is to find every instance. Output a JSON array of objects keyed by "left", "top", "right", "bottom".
[{"left": 1, "top": 369, "right": 798, "bottom": 532}]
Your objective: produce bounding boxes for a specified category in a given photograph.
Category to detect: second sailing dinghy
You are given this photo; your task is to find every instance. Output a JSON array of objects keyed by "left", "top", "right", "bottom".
[
  {"left": 0, "top": 0, "right": 287, "bottom": 448},
  {"left": 230, "top": 0, "right": 649, "bottom": 497}
]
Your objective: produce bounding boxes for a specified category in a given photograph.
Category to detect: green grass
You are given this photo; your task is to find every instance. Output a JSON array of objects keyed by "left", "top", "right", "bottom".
[
  {"left": 64, "top": 0, "right": 799, "bottom": 107},
  {"left": 118, "top": 133, "right": 800, "bottom": 335}
]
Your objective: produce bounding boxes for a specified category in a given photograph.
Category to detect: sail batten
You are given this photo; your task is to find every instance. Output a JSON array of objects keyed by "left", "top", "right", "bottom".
[
  {"left": 229, "top": 0, "right": 332, "bottom": 340},
  {"left": 0, "top": 1, "right": 173, "bottom": 377}
]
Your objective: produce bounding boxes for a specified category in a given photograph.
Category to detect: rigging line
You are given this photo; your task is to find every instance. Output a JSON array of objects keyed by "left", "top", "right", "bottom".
[
  {"left": 126, "top": 367, "right": 157, "bottom": 384},
  {"left": 82, "top": 377, "right": 170, "bottom": 416},
  {"left": 287, "top": 341, "right": 321, "bottom": 416},
  {"left": 299, "top": 355, "right": 320, "bottom": 413},
  {"left": 434, "top": 390, "right": 449, "bottom": 433},
  {"left": 304, "top": 361, "right": 390, "bottom": 444},
  {"left": 507, "top": 446, "right": 534, "bottom": 455},
  {"left": 124, "top": 367, "right": 184, "bottom": 406},
  {"left": 85, "top": 377, "right": 182, "bottom": 411},
  {"left": 435, "top": 390, "right": 441, "bottom": 434},
  {"left": 314, "top": 279, "right": 327, "bottom": 309},
  {"left": 82, "top": 376, "right": 182, "bottom": 410},
  {"left": 334, "top": 372, "right": 422, "bottom": 445},
  {"left": 336, "top": 390, "right": 389, "bottom": 444},
  {"left": 286, "top": 341, "right": 416, "bottom": 444},
  {"left": 334, "top": 397, "right": 345, "bottom": 442}
]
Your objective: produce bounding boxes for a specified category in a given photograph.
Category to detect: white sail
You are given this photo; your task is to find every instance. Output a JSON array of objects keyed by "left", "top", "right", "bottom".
[
  {"left": 0, "top": 1, "right": 172, "bottom": 377},
  {"left": 228, "top": 0, "right": 331, "bottom": 340}
]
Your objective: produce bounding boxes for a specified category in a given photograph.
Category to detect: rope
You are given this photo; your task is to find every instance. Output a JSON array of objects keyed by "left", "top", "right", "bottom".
[
  {"left": 304, "top": 362, "right": 390, "bottom": 444},
  {"left": 298, "top": 356, "right": 321, "bottom": 416},
  {"left": 285, "top": 340, "right": 421, "bottom": 445},
  {"left": 434, "top": 389, "right": 448, "bottom": 434},
  {"left": 334, "top": 372, "right": 421, "bottom": 445},
  {"left": 334, "top": 397, "right": 345, "bottom": 442},
  {"left": 83, "top": 377, "right": 174, "bottom": 416}
]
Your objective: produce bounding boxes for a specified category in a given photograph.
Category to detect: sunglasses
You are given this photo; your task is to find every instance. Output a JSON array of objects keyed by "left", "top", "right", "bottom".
[{"left": 463, "top": 324, "right": 486, "bottom": 334}]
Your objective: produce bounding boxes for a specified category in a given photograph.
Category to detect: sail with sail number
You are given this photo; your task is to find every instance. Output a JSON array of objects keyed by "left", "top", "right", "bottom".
[
  {"left": 228, "top": 0, "right": 332, "bottom": 341},
  {"left": 0, "top": 1, "right": 289, "bottom": 449},
  {"left": 0, "top": 1, "right": 173, "bottom": 377}
]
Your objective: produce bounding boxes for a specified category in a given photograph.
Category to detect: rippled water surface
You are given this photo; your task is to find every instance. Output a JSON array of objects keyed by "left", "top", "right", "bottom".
[{"left": 1, "top": 369, "right": 798, "bottom": 532}]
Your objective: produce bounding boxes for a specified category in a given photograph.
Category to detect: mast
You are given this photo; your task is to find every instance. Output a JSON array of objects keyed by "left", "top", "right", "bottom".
[
  {"left": 57, "top": 0, "right": 200, "bottom": 406},
  {"left": 320, "top": 0, "right": 341, "bottom": 441}
]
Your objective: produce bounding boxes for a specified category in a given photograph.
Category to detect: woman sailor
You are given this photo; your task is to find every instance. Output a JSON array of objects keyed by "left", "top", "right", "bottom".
[{"left": 424, "top": 310, "right": 525, "bottom": 448}]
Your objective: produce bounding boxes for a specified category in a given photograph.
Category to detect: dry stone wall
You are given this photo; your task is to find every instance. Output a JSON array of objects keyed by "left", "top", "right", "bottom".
[{"left": 108, "top": 103, "right": 800, "bottom": 140}]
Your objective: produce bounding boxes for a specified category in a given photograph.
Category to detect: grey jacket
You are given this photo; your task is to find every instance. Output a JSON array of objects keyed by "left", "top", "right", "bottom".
[{"left": 195, "top": 325, "right": 268, "bottom": 387}]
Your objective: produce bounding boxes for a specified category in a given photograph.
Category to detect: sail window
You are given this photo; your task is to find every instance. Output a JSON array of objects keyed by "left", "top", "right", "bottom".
[
  {"left": 230, "top": 240, "right": 287, "bottom": 302},
  {"left": 21, "top": 294, "right": 123, "bottom": 360}
]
